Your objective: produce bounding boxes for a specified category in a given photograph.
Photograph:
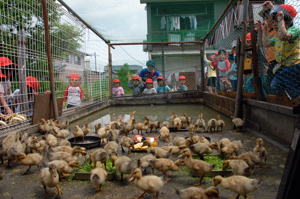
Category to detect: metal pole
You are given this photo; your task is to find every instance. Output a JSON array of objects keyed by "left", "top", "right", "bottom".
[
  {"left": 41, "top": 0, "right": 59, "bottom": 120},
  {"left": 200, "top": 40, "right": 205, "bottom": 91},
  {"left": 162, "top": 41, "right": 165, "bottom": 93},
  {"left": 108, "top": 41, "right": 112, "bottom": 98},
  {"left": 234, "top": 0, "right": 249, "bottom": 119}
]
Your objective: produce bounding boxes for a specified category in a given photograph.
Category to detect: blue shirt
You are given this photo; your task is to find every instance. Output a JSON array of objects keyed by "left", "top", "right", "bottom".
[
  {"left": 139, "top": 68, "right": 160, "bottom": 88},
  {"left": 156, "top": 85, "right": 170, "bottom": 93}
]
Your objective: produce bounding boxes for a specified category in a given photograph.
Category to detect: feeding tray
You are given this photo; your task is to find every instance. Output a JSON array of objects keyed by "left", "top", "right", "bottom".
[
  {"left": 169, "top": 127, "right": 188, "bottom": 132},
  {"left": 68, "top": 135, "right": 101, "bottom": 149},
  {"left": 74, "top": 171, "right": 116, "bottom": 181}
]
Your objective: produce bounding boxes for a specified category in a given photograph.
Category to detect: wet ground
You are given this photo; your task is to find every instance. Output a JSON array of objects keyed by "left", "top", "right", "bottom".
[{"left": 0, "top": 104, "right": 288, "bottom": 199}]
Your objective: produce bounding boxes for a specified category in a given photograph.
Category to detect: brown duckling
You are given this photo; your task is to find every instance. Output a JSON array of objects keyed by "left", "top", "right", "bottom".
[
  {"left": 188, "top": 124, "right": 199, "bottom": 133},
  {"left": 196, "top": 113, "right": 206, "bottom": 132},
  {"left": 81, "top": 123, "right": 90, "bottom": 136},
  {"left": 120, "top": 136, "right": 134, "bottom": 153},
  {"left": 49, "top": 160, "right": 82, "bottom": 181},
  {"left": 229, "top": 151, "right": 265, "bottom": 169},
  {"left": 46, "top": 133, "right": 57, "bottom": 147},
  {"left": 126, "top": 111, "right": 136, "bottom": 124},
  {"left": 73, "top": 125, "right": 85, "bottom": 143},
  {"left": 253, "top": 138, "right": 268, "bottom": 168},
  {"left": 38, "top": 119, "right": 52, "bottom": 133},
  {"left": 216, "top": 115, "right": 225, "bottom": 132},
  {"left": 219, "top": 138, "right": 231, "bottom": 150},
  {"left": 214, "top": 175, "right": 262, "bottom": 199},
  {"left": 57, "top": 120, "right": 69, "bottom": 129},
  {"left": 47, "top": 146, "right": 83, "bottom": 163},
  {"left": 179, "top": 148, "right": 215, "bottom": 186},
  {"left": 94, "top": 122, "right": 102, "bottom": 133},
  {"left": 89, "top": 148, "right": 109, "bottom": 169},
  {"left": 135, "top": 121, "right": 150, "bottom": 135},
  {"left": 170, "top": 111, "right": 176, "bottom": 126},
  {"left": 39, "top": 162, "right": 62, "bottom": 196},
  {"left": 142, "top": 140, "right": 172, "bottom": 158},
  {"left": 162, "top": 145, "right": 187, "bottom": 155},
  {"left": 177, "top": 113, "right": 190, "bottom": 127},
  {"left": 162, "top": 121, "right": 171, "bottom": 128},
  {"left": 222, "top": 159, "right": 253, "bottom": 177},
  {"left": 230, "top": 116, "right": 245, "bottom": 132},
  {"left": 173, "top": 137, "right": 193, "bottom": 146},
  {"left": 111, "top": 155, "right": 137, "bottom": 181},
  {"left": 189, "top": 132, "right": 201, "bottom": 143},
  {"left": 97, "top": 125, "right": 110, "bottom": 143},
  {"left": 27, "top": 136, "right": 40, "bottom": 152},
  {"left": 199, "top": 137, "right": 210, "bottom": 144},
  {"left": 123, "top": 119, "right": 136, "bottom": 136},
  {"left": 50, "top": 145, "right": 86, "bottom": 154},
  {"left": 7, "top": 132, "right": 23, "bottom": 167},
  {"left": 90, "top": 162, "right": 107, "bottom": 191},
  {"left": 137, "top": 154, "right": 156, "bottom": 174},
  {"left": 206, "top": 118, "right": 217, "bottom": 132},
  {"left": 15, "top": 152, "right": 43, "bottom": 174},
  {"left": 189, "top": 142, "right": 220, "bottom": 160},
  {"left": 52, "top": 128, "right": 70, "bottom": 139},
  {"left": 150, "top": 158, "right": 185, "bottom": 180},
  {"left": 129, "top": 168, "right": 166, "bottom": 199},
  {"left": 173, "top": 117, "right": 182, "bottom": 131},
  {"left": 221, "top": 140, "right": 243, "bottom": 157},
  {"left": 104, "top": 141, "right": 118, "bottom": 156},
  {"left": 175, "top": 186, "right": 219, "bottom": 199},
  {"left": 158, "top": 126, "right": 170, "bottom": 142},
  {"left": 58, "top": 139, "right": 71, "bottom": 147}
]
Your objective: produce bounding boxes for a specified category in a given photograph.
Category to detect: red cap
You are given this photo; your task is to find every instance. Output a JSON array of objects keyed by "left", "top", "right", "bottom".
[
  {"left": 146, "top": 79, "right": 153, "bottom": 84},
  {"left": 133, "top": 76, "right": 140, "bottom": 80},
  {"left": 280, "top": 4, "right": 297, "bottom": 19},
  {"left": 179, "top": 76, "right": 186, "bottom": 80},
  {"left": 157, "top": 76, "right": 164, "bottom": 81},
  {"left": 209, "top": 55, "right": 215, "bottom": 60},
  {"left": 113, "top": 79, "right": 120, "bottom": 83},
  {"left": 0, "top": 57, "right": 17, "bottom": 67},
  {"left": 70, "top": 73, "right": 80, "bottom": 80},
  {"left": 246, "top": 33, "right": 251, "bottom": 41},
  {"left": 215, "top": 51, "right": 218, "bottom": 55},
  {"left": 26, "top": 76, "right": 40, "bottom": 91}
]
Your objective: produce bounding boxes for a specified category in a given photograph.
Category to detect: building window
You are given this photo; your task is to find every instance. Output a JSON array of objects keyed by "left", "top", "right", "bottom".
[
  {"left": 66, "top": 55, "right": 72, "bottom": 63},
  {"left": 74, "top": 56, "right": 81, "bottom": 65}
]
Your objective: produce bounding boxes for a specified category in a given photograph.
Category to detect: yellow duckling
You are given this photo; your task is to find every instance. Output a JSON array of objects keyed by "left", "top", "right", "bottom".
[
  {"left": 158, "top": 126, "right": 170, "bottom": 142},
  {"left": 57, "top": 120, "right": 69, "bottom": 129},
  {"left": 90, "top": 162, "right": 107, "bottom": 191},
  {"left": 162, "top": 145, "right": 187, "bottom": 155},
  {"left": 142, "top": 140, "right": 173, "bottom": 158},
  {"left": 39, "top": 162, "right": 62, "bottom": 196},
  {"left": 104, "top": 141, "right": 118, "bottom": 156},
  {"left": 48, "top": 160, "right": 82, "bottom": 181},
  {"left": 46, "top": 132, "right": 57, "bottom": 147},
  {"left": 149, "top": 158, "right": 185, "bottom": 180},
  {"left": 213, "top": 175, "right": 262, "bottom": 199},
  {"left": 73, "top": 125, "right": 85, "bottom": 143},
  {"left": 178, "top": 148, "right": 215, "bottom": 186},
  {"left": 222, "top": 159, "right": 253, "bottom": 177},
  {"left": 196, "top": 113, "right": 206, "bottom": 132},
  {"left": 137, "top": 154, "right": 156, "bottom": 174},
  {"left": 111, "top": 155, "right": 137, "bottom": 181},
  {"left": 230, "top": 116, "right": 245, "bottom": 132},
  {"left": 50, "top": 145, "right": 86, "bottom": 154},
  {"left": 7, "top": 132, "right": 23, "bottom": 167},
  {"left": 219, "top": 138, "right": 231, "bottom": 151},
  {"left": 123, "top": 119, "right": 136, "bottom": 136},
  {"left": 173, "top": 117, "right": 182, "bottom": 131},
  {"left": 173, "top": 137, "right": 193, "bottom": 146},
  {"left": 162, "top": 121, "right": 171, "bottom": 128},
  {"left": 189, "top": 132, "right": 201, "bottom": 143},
  {"left": 175, "top": 186, "right": 219, "bottom": 199},
  {"left": 189, "top": 142, "right": 220, "bottom": 160},
  {"left": 15, "top": 152, "right": 43, "bottom": 174},
  {"left": 38, "top": 118, "right": 52, "bottom": 133},
  {"left": 253, "top": 138, "right": 268, "bottom": 168},
  {"left": 206, "top": 118, "right": 217, "bottom": 132},
  {"left": 129, "top": 168, "right": 166, "bottom": 199},
  {"left": 94, "top": 122, "right": 102, "bottom": 133},
  {"left": 126, "top": 111, "right": 136, "bottom": 124},
  {"left": 47, "top": 146, "right": 83, "bottom": 163},
  {"left": 89, "top": 148, "right": 109, "bottom": 169},
  {"left": 188, "top": 124, "right": 199, "bottom": 133},
  {"left": 135, "top": 121, "right": 150, "bottom": 135},
  {"left": 177, "top": 113, "right": 189, "bottom": 127},
  {"left": 107, "top": 124, "right": 119, "bottom": 142},
  {"left": 120, "top": 136, "right": 134, "bottom": 153},
  {"left": 27, "top": 136, "right": 40, "bottom": 152},
  {"left": 97, "top": 125, "right": 110, "bottom": 143},
  {"left": 199, "top": 137, "right": 210, "bottom": 144},
  {"left": 170, "top": 111, "right": 176, "bottom": 126},
  {"left": 82, "top": 123, "right": 90, "bottom": 136},
  {"left": 221, "top": 140, "right": 243, "bottom": 157},
  {"left": 229, "top": 151, "right": 266, "bottom": 170},
  {"left": 216, "top": 115, "right": 225, "bottom": 132},
  {"left": 58, "top": 139, "right": 71, "bottom": 147},
  {"left": 52, "top": 128, "right": 70, "bottom": 139}
]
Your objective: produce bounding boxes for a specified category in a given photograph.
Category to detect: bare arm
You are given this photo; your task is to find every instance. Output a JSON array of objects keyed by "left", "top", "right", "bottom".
[
  {"left": 276, "top": 11, "right": 292, "bottom": 41},
  {"left": 0, "top": 93, "right": 13, "bottom": 115},
  {"left": 262, "top": 21, "right": 272, "bottom": 47}
]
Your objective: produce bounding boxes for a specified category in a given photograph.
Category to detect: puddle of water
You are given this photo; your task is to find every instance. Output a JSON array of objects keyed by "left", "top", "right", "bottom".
[{"left": 69, "top": 104, "right": 232, "bottom": 133}]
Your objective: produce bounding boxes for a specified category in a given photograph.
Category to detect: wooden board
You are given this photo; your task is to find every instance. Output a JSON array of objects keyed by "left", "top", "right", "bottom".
[
  {"left": 179, "top": 72, "right": 197, "bottom": 90},
  {"left": 32, "top": 94, "right": 63, "bottom": 125}
]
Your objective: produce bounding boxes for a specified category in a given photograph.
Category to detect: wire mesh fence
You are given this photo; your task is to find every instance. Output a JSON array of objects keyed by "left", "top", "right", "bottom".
[{"left": 0, "top": 0, "right": 108, "bottom": 131}]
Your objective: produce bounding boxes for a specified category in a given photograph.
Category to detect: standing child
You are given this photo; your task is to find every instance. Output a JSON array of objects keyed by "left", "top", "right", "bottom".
[
  {"left": 63, "top": 73, "right": 85, "bottom": 109},
  {"left": 228, "top": 41, "right": 238, "bottom": 91},
  {"left": 177, "top": 76, "right": 188, "bottom": 91},
  {"left": 112, "top": 79, "right": 124, "bottom": 97},
  {"left": 142, "top": 79, "right": 157, "bottom": 94},
  {"left": 128, "top": 76, "right": 144, "bottom": 96},
  {"left": 215, "top": 48, "right": 231, "bottom": 91},
  {"left": 204, "top": 53, "right": 217, "bottom": 93},
  {"left": 156, "top": 77, "right": 170, "bottom": 93}
]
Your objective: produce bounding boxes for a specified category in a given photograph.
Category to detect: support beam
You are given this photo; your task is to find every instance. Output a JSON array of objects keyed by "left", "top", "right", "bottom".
[
  {"left": 200, "top": 40, "right": 205, "bottom": 91},
  {"left": 108, "top": 42, "right": 112, "bottom": 98}
]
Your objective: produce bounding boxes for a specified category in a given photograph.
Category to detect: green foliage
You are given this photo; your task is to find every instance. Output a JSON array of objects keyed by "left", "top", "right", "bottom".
[{"left": 115, "top": 63, "right": 133, "bottom": 95}]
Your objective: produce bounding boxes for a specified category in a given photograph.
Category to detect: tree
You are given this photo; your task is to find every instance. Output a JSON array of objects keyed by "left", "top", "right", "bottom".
[{"left": 116, "top": 63, "right": 133, "bottom": 95}]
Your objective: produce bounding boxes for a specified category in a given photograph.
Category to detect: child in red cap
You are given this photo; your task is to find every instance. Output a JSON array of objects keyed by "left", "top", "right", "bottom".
[
  {"left": 177, "top": 76, "right": 188, "bottom": 91},
  {"left": 142, "top": 79, "right": 157, "bottom": 94},
  {"left": 156, "top": 77, "right": 170, "bottom": 93},
  {"left": 63, "top": 73, "right": 85, "bottom": 108},
  {"left": 112, "top": 79, "right": 124, "bottom": 97},
  {"left": 262, "top": 2, "right": 300, "bottom": 98},
  {"left": 128, "top": 76, "right": 144, "bottom": 96}
]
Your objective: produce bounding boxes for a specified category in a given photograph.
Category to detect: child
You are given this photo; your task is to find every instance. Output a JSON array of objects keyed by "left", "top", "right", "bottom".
[
  {"left": 142, "top": 79, "right": 157, "bottom": 94},
  {"left": 215, "top": 48, "right": 231, "bottom": 91},
  {"left": 0, "top": 57, "right": 17, "bottom": 118},
  {"left": 12, "top": 76, "right": 40, "bottom": 116},
  {"left": 112, "top": 79, "right": 124, "bottom": 97},
  {"left": 262, "top": 3, "right": 300, "bottom": 98},
  {"left": 177, "top": 76, "right": 188, "bottom": 91},
  {"left": 204, "top": 52, "right": 217, "bottom": 93},
  {"left": 228, "top": 41, "right": 238, "bottom": 92},
  {"left": 128, "top": 76, "right": 144, "bottom": 96},
  {"left": 156, "top": 77, "right": 170, "bottom": 93},
  {"left": 139, "top": 60, "right": 160, "bottom": 89},
  {"left": 63, "top": 73, "right": 85, "bottom": 109}
]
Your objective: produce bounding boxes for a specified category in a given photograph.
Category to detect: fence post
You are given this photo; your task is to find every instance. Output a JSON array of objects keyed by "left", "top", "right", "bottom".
[
  {"left": 108, "top": 41, "right": 112, "bottom": 98},
  {"left": 200, "top": 40, "right": 205, "bottom": 91},
  {"left": 41, "top": 0, "right": 59, "bottom": 120},
  {"left": 161, "top": 41, "right": 165, "bottom": 93},
  {"left": 18, "top": 30, "right": 29, "bottom": 114},
  {"left": 234, "top": 0, "right": 249, "bottom": 119}
]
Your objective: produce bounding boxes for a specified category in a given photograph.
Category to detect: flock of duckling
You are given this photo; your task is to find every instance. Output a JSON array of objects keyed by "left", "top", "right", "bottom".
[{"left": 0, "top": 111, "right": 268, "bottom": 199}]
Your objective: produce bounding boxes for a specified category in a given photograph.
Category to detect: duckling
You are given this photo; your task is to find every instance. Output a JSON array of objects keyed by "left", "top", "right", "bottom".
[
  {"left": 162, "top": 121, "right": 171, "bottom": 128},
  {"left": 173, "top": 117, "right": 182, "bottom": 131},
  {"left": 58, "top": 139, "right": 71, "bottom": 147},
  {"left": 57, "top": 120, "right": 69, "bottom": 129},
  {"left": 175, "top": 186, "right": 219, "bottom": 199},
  {"left": 27, "top": 136, "right": 40, "bottom": 152},
  {"left": 219, "top": 138, "right": 231, "bottom": 150},
  {"left": 120, "top": 136, "right": 134, "bottom": 153},
  {"left": 126, "top": 111, "right": 136, "bottom": 124},
  {"left": 39, "top": 162, "right": 62, "bottom": 196},
  {"left": 15, "top": 152, "right": 43, "bottom": 174},
  {"left": 170, "top": 111, "right": 176, "bottom": 126},
  {"left": 152, "top": 121, "right": 161, "bottom": 132},
  {"left": 38, "top": 119, "right": 52, "bottom": 133},
  {"left": 230, "top": 116, "right": 245, "bottom": 132},
  {"left": 49, "top": 160, "right": 82, "bottom": 181},
  {"left": 37, "top": 137, "right": 47, "bottom": 152},
  {"left": 149, "top": 158, "right": 185, "bottom": 180},
  {"left": 82, "top": 123, "right": 90, "bottom": 136},
  {"left": 107, "top": 124, "right": 119, "bottom": 142},
  {"left": 173, "top": 137, "right": 193, "bottom": 146},
  {"left": 142, "top": 140, "right": 172, "bottom": 159},
  {"left": 129, "top": 168, "right": 165, "bottom": 199},
  {"left": 158, "top": 126, "right": 170, "bottom": 142},
  {"left": 216, "top": 115, "right": 225, "bottom": 132},
  {"left": 94, "top": 122, "right": 102, "bottom": 133},
  {"left": 178, "top": 148, "right": 216, "bottom": 186},
  {"left": 229, "top": 151, "right": 266, "bottom": 169},
  {"left": 73, "top": 125, "right": 85, "bottom": 143},
  {"left": 221, "top": 140, "right": 243, "bottom": 157},
  {"left": 135, "top": 121, "right": 150, "bottom": 135},
  {"left": 50, "top": 145, "right": 86, "bottom": 154},
  {"left": 189, "top": 142, "right": 220, "bottom": 160},
  {"left": 189, "top": 132, "right": 201, "bottom": 143},
  {"left": 47, "top": 146, "right": 83, "bottom": 163},
  {"left": 188, "top": 124, "right": 199, "bottom": 133},
  {"left": 207, "top": 118, "right": 217, "bottom": 132},
  {"left": 7, "top": 132, "right": 23, "bottom": 167},
  {"left": 199, "top": 137, "right": 210, "bottom": 144},
  {"left": 52, "top": 128, "right": 70, "bottom": 139},
  {"left": 162, "top": 145, "right": 187, "bottom": 155},
  {"left": 89, "top": 148, "right": 109, "bottom": 169},
  {"left": 213, "top": 175, "right": 262, "bottom": 199},
  {"left": 97, "top": 125, "right": 110, "bottom": 143},
  {"left": 222, "top": 159, "right": 253, "bottom": 177},
  {"left": 111, "top": 155, "right": 137, "bottom": 181},
  {"left": 196, "top": 113, "right": 206, "bottom": 132},
  {"left": 177, "top": 113, "right": 189, "bottom": 127},
  {"left": 253, "top": 138, "right": 268, "bottom": 168},
  {"left": 46, "top": 132, "right": 57, "bottom": 147},
  {"left": 90, "top": 162, "right": 107, "bottom": 191},
  {"left": 2, "top": 132, "right": 18, "bottom": 152},
  {"left": 123, "top": 119, "right": 136, "bottom": 136},
  {"left": 104, "top": 141, "right": 118, "bottom": 156},
  {"left": 137, "top": 154, "right": 156, "bottom": 174}
]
